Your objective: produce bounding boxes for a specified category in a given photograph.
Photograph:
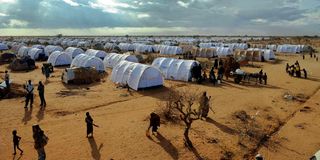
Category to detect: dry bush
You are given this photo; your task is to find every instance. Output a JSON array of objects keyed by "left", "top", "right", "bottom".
[
  {"left": 157, "top": 87, "right": 201, "bottom": 148},
  {"left": 143, "top": 54, "right": 156, "bottom": 64}
]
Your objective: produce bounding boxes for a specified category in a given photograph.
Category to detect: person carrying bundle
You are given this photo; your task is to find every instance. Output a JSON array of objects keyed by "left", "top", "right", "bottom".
[{"left": 199, "top": 92, "right": 211, "bottom": 120}]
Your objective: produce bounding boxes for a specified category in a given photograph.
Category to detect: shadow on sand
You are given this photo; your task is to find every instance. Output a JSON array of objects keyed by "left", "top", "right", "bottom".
[
  {"left": 147, "top": 133, "right": 179, "bottom": 160},
  {"left": 206, "top": 117, "right": 238, "bottom": 135},
  {"left": 88, "top": 137, "right": 103, "bottom": 160},
  {"left": 22, "top": 107, "right": 33, "bottom": 125},
  {"left": 36, "top": 107, "right": 45, "bottom": 122}
]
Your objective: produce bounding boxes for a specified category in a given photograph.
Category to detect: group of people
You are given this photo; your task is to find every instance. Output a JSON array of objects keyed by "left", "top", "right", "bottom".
[
  {"left": 11, "top": 124, "right": 48, "bottom": 160},
  {"left": 286, "top": 61, "right": 307, "bottom": 79},
  {"left": 24, "top": 80, "right": 46, "bottom": 108},
  {"left": 192, "top": 59, "right": 225, "bottom": 85}
]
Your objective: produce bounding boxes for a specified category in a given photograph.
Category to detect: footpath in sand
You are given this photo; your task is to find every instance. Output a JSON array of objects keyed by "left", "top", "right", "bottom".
[{"left": 258, "top": 88, "right": 320, "bottom": 160}]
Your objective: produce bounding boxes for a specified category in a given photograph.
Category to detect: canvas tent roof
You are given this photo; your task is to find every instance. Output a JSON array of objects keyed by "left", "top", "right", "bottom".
[
  {"left": 103, "top": 53, "right": 139, "bottom": 69},
  {"left": 71, "top": 54, "right": 104, "bottom": 72},
  {"left": 276, "top": 44, "right": 305, "bottom": 53},
  {"left": 212, "top": 47, "right": 233, "bottom": 57},
  {"left": 85, "top": 49, "right": 107, "bottom": 59},
  {"left": 47, "top": 51, "right": 72, "bottom": 66},
  {"left": 65, "top": 47, "right": 84, "bottom": 59},
  {"left": 152, "top": 57, "right": 199, "bottom": 82},
  {"left": 134, "top": 44, "right": 154, "bottom": 54},
  {"left": 159, "top": 46, "right": 182, "bottom": 55},
  {"left": 18, "top": 46, "right": 31, "bottom": 57},
  {"left": 118, "top": 43, "right": 135, "bottom": 51},
  {"left": 111, "top": 61, "right": 163, "bottom": 91},
  {"left": 192, "top": 47, "right": 216, "bottom": 58},
  {"left": 0, "top": 43, "right": 9, "bottom": 51},
  {"left": 28, "top": 48, "right": 44, "bottom": 60},
  {"left": 234, "top": 49, "right": 275, "bottom": 61},
  {"left": 44, "top": 45, "right": 63, "bottom": 56}
]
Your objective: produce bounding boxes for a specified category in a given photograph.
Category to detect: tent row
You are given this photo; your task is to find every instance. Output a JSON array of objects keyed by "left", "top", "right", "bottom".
[
  {"left": 103, "top": 53, "right": 139, "bottom": 69},
  {"left": 152, "top": 58, "right": 199, "bottom": 82},
  {"left": 199, "top": 43, "right": 248, "bottom": 50},
  {"left": 191, "top": 48, "right": 216, "bottom": 58},
  {"left": 276, "top": 45, "right": 306, "bottom": 53},
  {"left": 234, "top": 49, "right": 275, "bottom": 61},
  {"left": 159, "top": 46, "right": 183, "bottom": 55}
]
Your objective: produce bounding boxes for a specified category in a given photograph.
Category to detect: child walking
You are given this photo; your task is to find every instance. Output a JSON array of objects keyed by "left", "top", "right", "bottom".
[{"left": 12, "top": 130, "right": 23, "bottom": 155}]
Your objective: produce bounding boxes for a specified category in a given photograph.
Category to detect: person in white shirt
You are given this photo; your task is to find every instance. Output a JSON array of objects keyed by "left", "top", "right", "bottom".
[{"left": 25, "top": 80, "right": 34, "bottom": 108}]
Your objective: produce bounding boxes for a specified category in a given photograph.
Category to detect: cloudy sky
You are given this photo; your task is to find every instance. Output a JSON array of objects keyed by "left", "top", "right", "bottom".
[{"left": 0, "top": 0, "right": 319, "bottom": 36}]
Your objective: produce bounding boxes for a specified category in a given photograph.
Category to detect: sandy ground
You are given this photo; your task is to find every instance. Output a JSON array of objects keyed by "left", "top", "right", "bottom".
[{"left": 0, "top": 53, "right": 320, "bottom": 160}]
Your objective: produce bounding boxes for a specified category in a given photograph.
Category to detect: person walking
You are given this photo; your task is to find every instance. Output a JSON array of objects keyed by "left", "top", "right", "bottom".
[
  {"left": 12, "top": 130, "right": 23, "bottom": 155},
  {"left": 32, "top": 124, "right": 48, "bottom": 160},
  {"left": 85, "top": 112, "right": 98, "bottom": 138},
  {"left": 44, "top": 67, "right": 50, "bottom": 80},
  {"left": 25, "top": 80, "right": 34, "bottom": 108},
  {"left": 37, "top": 81, "right": 46, "bottom": 107},
  {"left": 147, "top": 112, "right": 160, "bottom": 136}
]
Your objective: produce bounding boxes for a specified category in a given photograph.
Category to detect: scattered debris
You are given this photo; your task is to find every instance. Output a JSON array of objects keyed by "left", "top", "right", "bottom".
[
  {"left": 220, "top": 151, "right": 235, "bottom": 160},
  {"left": 233, "top": 110, "right": 251, "bottom": 122},
  {"left": 300, "top": 106, "right": 312, "bottom": 113}
]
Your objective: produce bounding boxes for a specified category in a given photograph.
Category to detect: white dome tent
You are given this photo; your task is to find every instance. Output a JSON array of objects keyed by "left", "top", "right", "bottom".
[
  {"left": 111, "top": 61, "right": 163, "bottom": 91},
  {"left": 71, "top": 54, "right": 104, "bottom": 72},
  {"left": 65, "top": 47, "right": 84, "bottom": 59},
  {"left": 213, "top": 47, "right": 233, "bottom": 57},
  {"left": 47, "top": 51, "right": 72, "bottom": 66},
  {"left": 118, "top": 43, "right": 135, "bottom": 52},
  {"left": 159, "top": 46, "right": 183, "bottom": 55},
  {"left": 18, "top": 46, "right": 31, "bottom": 57},
  {"left": 134, "top": 44, "right": 154, "bottom": 54},
  {"left": 32, "top": 44, "right": 45, "bottom": 50},
  {"left": 85, "top": 49, "right": 107, "bottom": 59},
  {"left": 0, "top": 43, "right": 9, "bottom": 51},
  {"left": 152, "top": 57, "right": 199, "bottom": 82},
  {"left": 28, "top": 48, "right": 44, "bottom": 60},
  {"left": 276, "top": 45, "right": 305, "bottom": 53},
  {"left": 103, "top": 53, "right": 139, "bottom": 69},
  {"left": 44, "top": 45, "right": 63, "bottom": 56},
  {"left": 11, "top": 43, "right": 26, "bottom": 54}
]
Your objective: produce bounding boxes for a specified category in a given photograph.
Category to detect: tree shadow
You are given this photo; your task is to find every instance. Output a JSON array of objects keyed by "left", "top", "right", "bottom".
[
  {"left": 12, "top": 154, "right": 23, "bottom": 160},
  {"left": 22, "top": 107, "right": 32, "bottom": 125},
  {"left": 206, "top": 117, "right": 238, "bottom": 135},
  {"left": 36, "top": 107, "right": 45, "bottom": 122},
  {"left": 88, "top": 137, "right": 103, "bottom": 160},
  {"left": 188, "top": 146, "right": 203, "bottom": 160},
  {"left": 148, "top": 133, "right": 179, "bottom": 160}
]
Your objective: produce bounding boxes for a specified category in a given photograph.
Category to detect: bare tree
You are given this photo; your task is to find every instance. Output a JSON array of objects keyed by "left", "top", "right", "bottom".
[{"left": 159, "top": 89, "right": 200, "bottom": 148}]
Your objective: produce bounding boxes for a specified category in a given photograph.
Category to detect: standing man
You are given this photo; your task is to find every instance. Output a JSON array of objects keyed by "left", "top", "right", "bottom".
[
  {"left": 4, "top": 70, "right": 10, "bottom": 90},
  {"left": 259, "top": 69, "right": 263, "bottom": 84},
  {"left": 25, "top": 80, "right": 34, "bottom": 108},
  {"left": 37, "top": 81, "right": 46, "bottom": 107}
]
